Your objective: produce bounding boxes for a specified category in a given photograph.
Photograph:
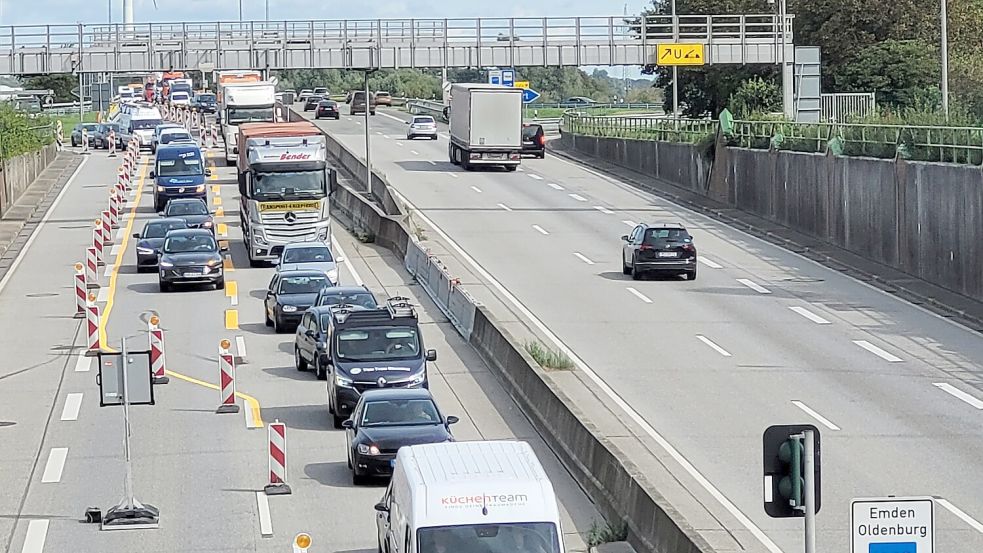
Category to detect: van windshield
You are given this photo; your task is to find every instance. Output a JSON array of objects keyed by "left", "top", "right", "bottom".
[
  {"left": 158, "top": 156, "right": 203, "bottom": 177},
  {"left": 335, "top": 326, "right": 420, "bottom": 361},
  {"left": 227, "top": 106, "right": 275, "bottom": 124},
  {"left": 133, "top": 119, "right": 162, "bottom": 130},
  {"left": 418, "top": 523, "right": 561, "bottom": 553}
]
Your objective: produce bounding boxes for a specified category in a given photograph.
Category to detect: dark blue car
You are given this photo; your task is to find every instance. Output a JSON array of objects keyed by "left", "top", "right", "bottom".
[{"left": 151, "top": 144, "right": 210, "bottom": 212}]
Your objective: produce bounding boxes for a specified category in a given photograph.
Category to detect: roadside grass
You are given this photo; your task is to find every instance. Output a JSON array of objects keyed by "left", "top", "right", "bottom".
[
  {"left": 524, "top": 341, "right": 574, "bottom": 370},
  {"left": 586, "top": 520, "right": 629, "bottom": 547}
]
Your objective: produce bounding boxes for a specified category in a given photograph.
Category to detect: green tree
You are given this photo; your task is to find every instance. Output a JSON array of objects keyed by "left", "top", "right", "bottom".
[
  {"left": 22, "top": 74, "right": 76, "bottom": 102},
  {"left": 834, "top": 39, "right": 939, "bottom": 110},
  {"left": 728, "top": 76, "right": 782, "bottom": 117}
]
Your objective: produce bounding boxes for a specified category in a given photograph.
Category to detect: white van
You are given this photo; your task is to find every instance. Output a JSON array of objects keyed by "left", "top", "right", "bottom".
[
  {"left": 119, "top": 106, "right": 163, "bottom": 150},
  {"left": 169, "top": 91, "right": 191, "bottom": 106},
  {"left": 375, "top": 441, "right": 564, "bottom": 553}
]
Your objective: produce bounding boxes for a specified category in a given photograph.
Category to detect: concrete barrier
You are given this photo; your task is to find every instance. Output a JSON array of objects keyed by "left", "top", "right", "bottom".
[{"left": 0, "top": 143, "right": 58, "bottom": 218}]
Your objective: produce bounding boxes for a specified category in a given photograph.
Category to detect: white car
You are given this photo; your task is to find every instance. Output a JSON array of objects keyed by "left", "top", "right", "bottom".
[
  {"left": 406, "top": 115, "right": 438, "bottom": 140},
  {"left": 170, "top": 91, "right": 191, "bottom": 106}
]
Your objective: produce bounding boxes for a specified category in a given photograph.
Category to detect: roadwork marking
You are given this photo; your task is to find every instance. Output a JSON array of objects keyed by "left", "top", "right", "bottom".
[
  {"left": 225, "top": 309, "right": 239, "bottom": 330},
  {"left": 626, "top": 287, "right": 652, "bottom": 303},
  {"left": 933, "top": 383, "right": 983, "bottom": 409},
  {"left": 165, "top": 369, "right": 263, "bottom": 428},
  {"left": 217, "top": 223, "right": 228, "bottom": 237},
  {"left": 223, "top": 254, "right": 235, "bottom": 272},
  {"left": 622, "top": 220, "right": 636, "bottom": 227},
  {"left": 60, "top": 393, "right": 83, "bottom": 421},
  {"left": 573, "top": 252, "right": 595, "bottom": 265},
  {"left": 698, "top": 257, "right": 723, "bottom": 269},
  {"left": 568, "top": 193, "right": 587, "bottom": 202},
  {"left": 696, "top": 335, "right": 732, "bottom": 357},
  {"left": 497, "top": 203, "right": 513, "bottom": 212},
  {"left": 853, "top": 340, "right": 903, "bottom": 362},
  {"left": 41, "top": 448, "right": 69, "bottom": 483},
  {"left": 737, "top": 278, "right": 771, "bottom": 294},
  {"left": 789, "top": 306, "right": 831, "bottom": 325},
  {"left": 212, "top": 184, "right": 221, "bottom": 195},
  {"left": 20, "top": 519, "right": 48, "bottom": 553},
  {"left": 74, "top": 355, "right": 91, "bottom": 373},
  {"left": 531, "top": 224, "right": 549, "bottom": 235},
  {"left": 227, "top": 281, "right": 239, "bottom": 306},
  {"left": 791, "top": 400, "right": 840, "bottom": 430},
  {"left": 212, "top": 196, "right": 222, "bottom": 206},
  {"left": 256, "top": 491, "right": 274, "bottom": 536},
  {"left": 528, "top": 174, "right": 543, "bottom": 180},
  {"left": 103, "top": 265, "right": 114, "bottom": 278},
  {"left": 109, "top": 244, "right": 120, "bottom": 256},
  {"left": 235, "top": 335, "right": 248, "bottom": 364},
  {"left": 470, "top": 186, "right": 482, "bottom": 193},
  {"left": 547, "top": 183, "right": 564, "bottom": 190},
  {"left": 937, "top": 498, "right": 983, "bottom": 534},
  {"left": 593, "top": 205, "right": 614, "bottom": 214},
  {"left": 215, "top": 207, "right": 225, "bottom": 217}
]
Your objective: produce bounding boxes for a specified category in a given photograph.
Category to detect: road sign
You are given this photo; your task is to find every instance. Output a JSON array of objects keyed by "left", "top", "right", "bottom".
[
  {"left": 521, "top": 88, "right": 541, "bottom": 103},
  {"left": 657, "top": 43, "right": 706, "bottom": 66},
  {"left": 97, "top": 350, "right": 154, "bottom": 406},
  {"left": 514, "top": 81, "right": 530, "bottom": 89},
  {"left": 487, "top": 70, "right": 502, "bottom": 85},
  {"left": 851, "top": 497, "right": 934, "bottom": 553},
  {"left": 501, "top": 69, "right": 514, "bottom": 87}
]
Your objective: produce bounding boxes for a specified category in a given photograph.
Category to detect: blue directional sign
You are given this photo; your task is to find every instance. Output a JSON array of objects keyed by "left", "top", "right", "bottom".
[
  {"left": 501, "top": 69, "right": 515, "bottom": 87},
  {"left": 522, "top": 88, "right": 541, "bottom": 103}
]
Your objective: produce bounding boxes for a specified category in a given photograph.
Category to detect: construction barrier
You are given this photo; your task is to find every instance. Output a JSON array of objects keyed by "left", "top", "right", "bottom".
[
  {"left": 80, "top": 129, "right": 90, "bottom": 155},
  {"left": 101, "top": 210, "right": 113, "bottom": 245},
  {"left": 85, "top": 246, "right": 100, "bottom": 287},
  {"left": 264, "top": 420, "right": 292, "bottom": 495},
  {"left": 148, "top": 315, "right": 169, "bottom": 384},
  {"left": 73, "top": 263, "right": 86, "bottom": 318},
  {"left": 92, "top": 223, "right": 104, "bottom": 266},
  {"left": 216, "top": 339, "right": 239, "bottom": 413},
  {"left": 109, "top": 191, "right": 120, "bottom": 229},
  {"left": 108, "top": 129, "right": 117, "bottom": 157},
  {"left": 86, "top": 293, "right": 101, "bottom": 355}
]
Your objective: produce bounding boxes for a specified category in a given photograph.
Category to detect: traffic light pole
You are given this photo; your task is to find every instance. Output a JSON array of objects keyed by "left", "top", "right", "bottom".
[{"left": 802, "top": 429, "right": 816, "bottom": 553}]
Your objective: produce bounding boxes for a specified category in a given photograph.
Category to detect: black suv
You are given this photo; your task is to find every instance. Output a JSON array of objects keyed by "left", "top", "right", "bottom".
[
  {"left": 521, "top": 124, "right": 546, "bottom": 158},
  {"left": 324, "top": 297, "right": 437, "bottom": 428},
  {"left": 621, "top": 223, "right": 697, "bottom": 280}
]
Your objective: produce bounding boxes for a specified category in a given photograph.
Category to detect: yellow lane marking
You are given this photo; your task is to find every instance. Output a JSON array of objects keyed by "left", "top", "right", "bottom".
[
  {"left": 219, "top": 239, "right": 230, "bottom": 249},
  {"left": 215, "top": 207, "right": 224, "bottom": 218},
  {"left": 99, "top": 162, "right": 148, "bottom": 352},
  {"left": 212, "top": 184, "right": 221, "bottom": 195},
  {"left": 223, "top": 254, "right": 235, "bottom": 272},
  {"left": 225, "top": 309, "right": 239, "bottom": 330},
  {"left": 165, "top": 369, "right": 264, "bottom": 428},
  {"left": 213, "top": 196, "right": 222, "bottom": 206},
  {"left": 225, "top": 280, "right": 238, "bottom": 299},
  {"left": 217, "top": 223, "right": 228, "bottom": 237}
]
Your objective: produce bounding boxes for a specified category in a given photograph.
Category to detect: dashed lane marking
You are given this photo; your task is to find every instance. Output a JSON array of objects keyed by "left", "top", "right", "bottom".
[
  {"left": 257, "top": 491, "right": 274, "bottom": 536},
  {"left": 60, "top": 393, "right": 83, "bottom": 421},
  {"left": 40, "top": 448, "right": 68, "bottom": 483},
  {"left": 217, "top": 223, "right": 228, "bottom": 238},
  {"left": 74, "top": 355, "right": 91, "bottom": 373},
  {"left": 226, "top": 281, "right": 239, "bottom": 306},
  {"left": 20, "top": 519, "right": 48, "bottom": 553},
  {"left": 696, "top": 335, "right": 732, "bottom": 357},
  {"left": 853, "top": 340, "right": 903, "bottom": 363},
  {"left": 699, "top": 257, "right": 723, "bottom": 269}
]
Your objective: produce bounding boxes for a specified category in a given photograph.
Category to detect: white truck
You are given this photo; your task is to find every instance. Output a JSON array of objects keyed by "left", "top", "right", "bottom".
[
  {"left": 236, "top": 121, "right": 336, "bottom": 267},
  {"left": 219, "top": 81, "right": 277, "bottom": 166},
  {"left": 448, "top": 83, "right": 523, "bottom": 171}
]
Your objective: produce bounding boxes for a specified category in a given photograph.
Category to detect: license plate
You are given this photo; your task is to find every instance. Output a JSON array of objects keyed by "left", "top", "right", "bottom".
[
  {"left": 183, "top": 271, "right": 202, "bottom": 277},
  {"left": 657, "top": 252, "right": 677, "bottom": 258},
  {"left": 485, "top": 153, "right": 506, "bottom": 160},
  {"left": 390, "top": 459, "right": 396, "bottom": 468}
]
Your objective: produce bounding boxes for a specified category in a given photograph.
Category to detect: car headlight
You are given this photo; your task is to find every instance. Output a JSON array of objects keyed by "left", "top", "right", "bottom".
[
  {"left": 195, "top": 185, "right": 206, "bottom": 193},
  {"left": 335, "top": 374, "right": 353, "bottom": 388},
  {"left": 159, "top": 261, "right": 174, "bottom": 268},
  {"left": 281, "top": 305, "right": 297, "bottom": 313},
  {"left": 156, "top": 186, "right": 166, "bottom": 192},
  {"left": 136, "top": 247, "right": 155, "bottom": 255},
  {"left": 206, "top": 258, "right": 219, "bottom": 266},
  {"left": 409, "top": 372, "right": 426, "bottom": 386},
  {"left": 357, "top": 444, "right": 381, "bottom": 456},
  {"left": 317, "top": 227, "right": 330, "bottom": 240},
  {"left": 202, "top": 220, "right": 213, "bottom": 228}
]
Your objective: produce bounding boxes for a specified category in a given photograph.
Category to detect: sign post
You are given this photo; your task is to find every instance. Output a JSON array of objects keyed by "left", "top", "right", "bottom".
[{"left": 851, "top": 497, "right": 934, "bottom": 553}]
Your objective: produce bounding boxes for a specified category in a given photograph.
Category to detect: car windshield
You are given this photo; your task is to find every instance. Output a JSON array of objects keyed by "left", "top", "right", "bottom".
[
  {"left": 418, "top": 523, "right": 561, "bottom": 553},
  {"left": 160, "top": 132, "right": 193, "bottom": 144},
  {"left": 278, "top": 275, "right": 328, "bottom": 294},
  {"left": 522, "top": 126, "right": 542, "bottom": 138},
  {"left": 157, "top": 156, "right": 203, "bottom": 177},
  {"left": 360, "top": 399, "right": 440, "bottom": 427},
  {"left": 336, "top": 326, "right": 420, "bottom": 361},
  {"left": 318, "top": 101, "right": 336, "bottom": 107},
  {"left": 642, "top": 228, "right": 691, "bottom": 244},
  {"left": 143, "top": 220, "right": 186, "bottom": 238},
  {"left": 318, "top": 292, "right": 377, "bottom": 309},
  {"left": 197, "top": 94, "right": 215, "bottom": 102},
  {"left": 79, "top": 124, "right": 98, "bottom": 131},
  {"left": 413, "top": 117, "right": 434, "bottom": 124},
  {"left": 253, "top": 171, "right": 325, "bottom": 199},
  {"left": 155, "top": 125, "right": 180, "bottom": 137},
  {"left": 133, "top": 119, "right": 162, "bottom": 130},
  {"left": 227, "top": 106, "right": 275, "bottom": 124},
  {"left": 282, "top": 246, "right": 332, "bottom": 264},
  {"left": 162, "top": 234, "right": 216, "bottom": 253},
  {"left": 166, "top": 201, "right": 208, "bottom": 216}
]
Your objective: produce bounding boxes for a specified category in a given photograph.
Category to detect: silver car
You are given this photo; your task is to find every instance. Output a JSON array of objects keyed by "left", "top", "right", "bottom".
[
  {"left": 406, "top": 115, "right": 438, "bottom": 140},
  {"left": 274, "top": 241, "right": 343, "bottom": 286}
]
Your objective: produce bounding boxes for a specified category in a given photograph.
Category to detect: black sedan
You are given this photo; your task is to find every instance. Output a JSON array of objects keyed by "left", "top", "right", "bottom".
[
  {"left": 303, "top": 95, "right": 324, "bottom": 111},
  {"left": 133, "top": 217, "right": 188, "bottom": 271},
  {"left": 264, "top": 270, "right": 331, "bottom": 333},
  {"left": 157, "top": 229, "right": 227, "bottom": 292},
  {"left": 71, "top": 123, "right": 99, "bottom": 147},
  {"left": 314, "top": 285, "right": 378, "bottom": 309},
  {"left": 93, "top": 123, "right": 123, "bottom": 150},
  {"left": 162, "top": 198, "right": 214, "bottom": 231},
  {"left": 343, "top": 388, "right": 458, "bottom": 484},
  {"left": 315, "top": 100, "right": 341, "bottom": 120}
]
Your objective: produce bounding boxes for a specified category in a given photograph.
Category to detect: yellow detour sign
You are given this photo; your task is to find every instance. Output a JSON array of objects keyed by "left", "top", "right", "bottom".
[
  {"left": 657, "top": 43, "right": 706, "bottom": 66},
  {"left": 514, "top": 81, "right": 530, "bottom": 89}
]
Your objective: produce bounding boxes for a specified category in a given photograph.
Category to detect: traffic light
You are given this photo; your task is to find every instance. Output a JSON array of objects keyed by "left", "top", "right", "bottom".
[{"left": 763, "top": 424, "right": 821, "bottom": 518}]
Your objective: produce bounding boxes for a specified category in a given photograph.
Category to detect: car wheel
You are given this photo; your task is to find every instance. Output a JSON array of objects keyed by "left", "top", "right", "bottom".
[
  {"left": 315, "top": 357, "right": 327, "bottom": 380},
  {"left": 622, "top": 254, "right": 631, "bottom": 275},
  {"left": 295, "top": 347, "right": 308, "bottom": 371},
  {"left": 333, "top": 412, "right": 345, "bottom": 429},
  {"left": 215, "top": 277, "right": 225, "bottom": 290},
  {"left": 631, "top": 257, "right": 641, "bottom": 280},
  {"left": 328, "top": 387, "right": 335, "bottom": 414},
  {"left": 264, "top": 309, "right": 272, "bottom": 327},
  {"left": 348, "top": 448, "right": 353, "bottom": 470},
  {"left": 539, "top": 152, "right": 546, "bottom": 159},
  {"left": 505, "top": 165, "right": 517, "bottom": 172},
  {"left": 159, "top": 281, "right": 171, "bottom": 293},
  {"left": 72, "top": 138, "right": 79, "bottom": 147},
  {"left": 273, "top": 315, "right": 283, "bottom": 334},
  {"left": 686, "top": 268, "right": 698, "bottom": 281}
]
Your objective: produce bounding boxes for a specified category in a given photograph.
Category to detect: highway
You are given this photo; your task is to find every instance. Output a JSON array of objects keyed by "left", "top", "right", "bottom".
[
  {"left": 300, "top": 106, "right": 983, "bottom": 553},
  {"left": 0, "top": 140, "right": 599, "bottom": 553}
]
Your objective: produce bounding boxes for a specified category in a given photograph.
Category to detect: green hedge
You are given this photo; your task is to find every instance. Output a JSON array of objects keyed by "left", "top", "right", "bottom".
[{"left": 0, "top": 104, "right": 54, "bottom": 160}]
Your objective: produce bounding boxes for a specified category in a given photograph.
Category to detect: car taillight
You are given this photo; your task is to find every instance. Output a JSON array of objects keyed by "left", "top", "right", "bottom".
[
  {"left": 682, "top": 244, "right": 695, "bottom": 252},
  {"left": 639, "top": 244, "right": 654, "bottom": 251},
  {"left": 538, "top": 135, "right": 545, "bottom": 146}
]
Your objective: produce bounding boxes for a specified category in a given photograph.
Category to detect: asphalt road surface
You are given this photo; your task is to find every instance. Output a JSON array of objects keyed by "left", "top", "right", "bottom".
[
  {"left": 300, "top": 105, "right": 983, "bottom": 553},
  {"left": 0, "top": 139, "right": 599, "bottom": 553}
]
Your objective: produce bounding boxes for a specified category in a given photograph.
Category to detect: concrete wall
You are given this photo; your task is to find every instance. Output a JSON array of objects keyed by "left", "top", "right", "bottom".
[
  {"left": 0, "top": 144, "right": 58, "bottom": 218},
  {"left": 558, "top": 132, "right": 983, "bottom": 304}
]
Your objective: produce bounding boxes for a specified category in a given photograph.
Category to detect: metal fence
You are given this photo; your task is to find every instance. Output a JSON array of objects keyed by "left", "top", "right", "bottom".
[
  {"left": 563, "top": 114, "right": 716, "bottom": 144},
  {"left": 820, "top": 92, "right": 875, "bottom": 123}
]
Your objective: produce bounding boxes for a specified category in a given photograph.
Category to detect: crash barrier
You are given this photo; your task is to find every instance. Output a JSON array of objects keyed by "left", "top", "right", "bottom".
[
  {"left": 403, "top": 239, "right": 478, "bottom": 340},
  {"left": 264, "top": 421, "right": 291, "bottom": 495},
  {"left": 73, "top": 263, "right": 86, "bottom": 317},
  {"left": 108, "top": 191, "right": 119, "bottom": 229},
  {"left": 296, "top": 103, "right": 716, "bottom": 553},
  {"left": 92, "top": 222, "right": 104, "bottom": 266},
  {"left": 216, "top": 339, "right": 239, "bottom": 414},
  {"left": 101, "top": 210, "right": 113, "bottom": 245}
]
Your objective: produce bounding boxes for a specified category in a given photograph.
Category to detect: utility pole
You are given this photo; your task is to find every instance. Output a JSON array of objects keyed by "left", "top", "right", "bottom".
[
  {"left": 803, "top": 428, "right": 817, "bottom": 553},
  {"left": 940, "top": 0, "right": 950, "bottom": 120},
  {"left": 265, "top": 0, "right": 270, "bottom": 22},
  {"left": 238, "top": 0, "right": 243, "bottom": 21},
  {"left": 362, "top": 65, "right": 378, "bottom": 194},
  {"left": 671, "top": 0, "right": 679, "bottom": 119}
]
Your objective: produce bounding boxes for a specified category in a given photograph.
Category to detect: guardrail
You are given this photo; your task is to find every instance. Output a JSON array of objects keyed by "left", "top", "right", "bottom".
[
  {"left": 563, "top": 114, "right": 716, "bottom": 144},
  {"left": 41, "top": 101, "right": 93, "bottom": 115}
]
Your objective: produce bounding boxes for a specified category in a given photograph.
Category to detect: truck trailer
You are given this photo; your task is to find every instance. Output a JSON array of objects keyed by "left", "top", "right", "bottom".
[{"left": 447, "top": 83, "right": 523, "bottom": 171}]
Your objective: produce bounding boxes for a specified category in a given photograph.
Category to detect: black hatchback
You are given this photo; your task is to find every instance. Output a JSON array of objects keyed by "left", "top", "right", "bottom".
[
  {"left": 304, "top": 95, "right": 323, "bottom": 111},
  {"left": 621, "top": 222, "right": 698, "bottom": 280},
  {"left": 521, "top": 124, "right": 546, "bottom": 158},
  {"left": 315, "top": 100, "right": 340, "bottom": 120}
]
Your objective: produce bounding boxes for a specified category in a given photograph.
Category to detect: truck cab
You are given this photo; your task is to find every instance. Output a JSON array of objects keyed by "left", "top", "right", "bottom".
[
  {"left": 150, "top": 144, "right": 209, "bottom": 212},
  {"left": 220, "top": 82, "right": 277, "bottom": 166}
]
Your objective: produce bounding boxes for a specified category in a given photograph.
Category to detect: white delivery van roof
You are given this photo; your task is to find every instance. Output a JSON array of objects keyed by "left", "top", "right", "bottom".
[
  {"left": 131, "top": 106, "right": 162, "bottom": 120},
  {"left": 224, "top": 82, "right": 276, "bottom": 106},
  {"left": 398, "top": 441, "right": 560, "bottom": 528},
  {"left": 246, "top": 141, "right": 326, "bottom": 165}
]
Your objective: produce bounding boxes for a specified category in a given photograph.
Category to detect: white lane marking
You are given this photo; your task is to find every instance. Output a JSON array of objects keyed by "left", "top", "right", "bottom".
[
  {"left": 791, "top": 400, "right": 841, "bottom": 430},
  {"left": 448, "top": 173, "right": 458, "bottom": 178},
  {"left": 516, "top": 166, "right": 524, "bottom": 172},
  {"left": 698, "top": 257, "right": 723, "bottom": 269},
  {"left": 428, "top": 160, "right": 437, "bottom": 166},
  {"left": 0, "top": 159, "right": 86, "bottom": 294},
  {"left": 346, "top": 117, "right": 353, "bottom": 121},
  {"left": 528, "top": 174, "right": 544, "bottom": 180},
  {"left": 593, "top": 206, "right": 614, "bottom": 214},
  {"left": 230, "top": 288, "right": 239, "bottom": 306},
  {"left": 382, "top": 134, "right": 390, "bottom": 139},
  {"left": 622, "top": 220, "right": 637, "bottom": 227},
  {"left": 788, "top": 306, "right": 831, "bottom": 325},
  {"left": 109, "top": 244, "right": 120, "bottom": 256},
  {"left": 96, "top": 287, "right": 110, "bottom": 303},
  {"left": 547, "top": 182, "right": 564, "bottom": 190},
  {"left": 626, "top": 287, "right": 652, "bottom": 304},
  {"left": 439, "top": 133, "right": 450, "bottom": 140},
  {"left": 933, "top": 383, "right": 983, "bottom": 409},
  {"left": 696, "top": 335, "right": 732, "bottom": 357},
  {"left": 256, "top": 491, "right": 274, "bottom": 536},
  {"left": 411, "top": 150, "right": 420, "bottom": 155},
  {"left": 60, "top": 393, "right": 83, "bottom": 421},
  {"left": 531, "top": 224, "right": 549, "bottom": 235},
  {"left": 568, "top": 193, "right": 587, "bottom": 202},
  {"left": 395, "top": 142, "right": 403, "bottom": 147},
  {"left": 853, "top": 340, "right": 903, "bottom": 362},
  {"left": 573, "top": 252, "right": 595, "bottom": 265},
  {"left": 115, "top": 228, "right": 125, "bottom": 240},
  {"left": 378, "top": 111, "right": 407, "bottom": 125},
  {"left": 21, "top": 519, "right": 48, "bottom": 553},
  {"left": 497, "top": 203, "right": 513, "bottom": 212},
  {"left": 235, "top": 335, "right": 248, "bottom": 362},
  {"left": 385, "top": 187, "right": 785, "bottom": 553},
  {"left": 937, "top": 498, "right": 983, "bottom": 534},
  {"left": 355, "top": 120, "right": 362, "bottom": 125},
  {"left": 470, "top": 186, "right": 482, "bottom": 193},
  {"left": 41, "top": 448, "right": 69, "bottom": 483},
  {"left": 74, "top": 355, "right": 91, "bottom": 373},
  {"left": 331, "top": 236, "right": 363, "bottom": 286},
  {"left": 103, "top": 265, "right": 114, "bottom": 278},
  {"left": 375, "top": 131, "right": 383, "bottom": 135},
  {"left": 737, "top": 278, "right": 771, "bottom": 294}
]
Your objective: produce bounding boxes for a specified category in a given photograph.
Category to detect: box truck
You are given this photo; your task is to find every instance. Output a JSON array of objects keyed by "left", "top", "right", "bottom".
[
  {"left": 219, "top": 81, "right": 277, "bottom": 165},
  {"left": 447, "top": 83, "right": 523, "bottom": 171}
]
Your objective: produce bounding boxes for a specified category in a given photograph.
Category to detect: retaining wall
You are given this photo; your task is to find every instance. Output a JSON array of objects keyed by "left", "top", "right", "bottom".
[{"left": 0, "top": 143, "right": 58, "bottom": 218}]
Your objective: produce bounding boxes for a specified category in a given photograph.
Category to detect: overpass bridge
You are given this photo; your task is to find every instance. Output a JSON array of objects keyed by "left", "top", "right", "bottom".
[{"left": 0, "top": 14, "right": 793, "bottom": 74}]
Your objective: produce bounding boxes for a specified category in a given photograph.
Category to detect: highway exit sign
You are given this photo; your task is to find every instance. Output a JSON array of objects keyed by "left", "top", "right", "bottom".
[
  {"left": 851, "top": 497, "right": 934, "bottom": 553},
  {"left": 656, "top": 43, "right": 706, "bottom": 66}
]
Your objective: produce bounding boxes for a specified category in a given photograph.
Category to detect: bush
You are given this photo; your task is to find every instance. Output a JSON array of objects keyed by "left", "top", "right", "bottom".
[
  {"left": 586, "top": 520, "right": 629, "bottom": 547},
  {"left": 0, "top": 104, "right": 52, "bottom": 159},
  {"left": 524, "top": 341, "right": 574, "bottom": 370}
]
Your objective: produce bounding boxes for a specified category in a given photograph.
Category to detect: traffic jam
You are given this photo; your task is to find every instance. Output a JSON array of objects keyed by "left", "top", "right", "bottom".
[{"left": 61, "top": 71, "right": 573, "bottom": 552}]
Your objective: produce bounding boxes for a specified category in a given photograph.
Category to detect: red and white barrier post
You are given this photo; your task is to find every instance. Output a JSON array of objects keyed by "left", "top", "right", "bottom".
[
  {"left": 216, "top": 339, "right": 239, "bottom": 414},
  {"left": 109, "top": 190, "right": 120, "bottom": 229},
  {"left": 73, "top": 263, "right": 86, "bottom": 318},
  {"left": 101, "top": 210, "right": 113, "bottom": 245},
  {"left": 86, "top": 292, "right": 101, "bottom": 356},
  {"left": 148, "top": 315, "right": 169, "bottom": 384},
  {"left": 85, "top": 246, "right": 100, "bottom": 288},
  {"left": 92, "top": 220, "right": 104, "bottom": 267},
  {"left": 264, "top": 420, "right": 292, "bottom": 495},
  {"left": 108, "top": 128, "right": 117, "bottom": 157}
]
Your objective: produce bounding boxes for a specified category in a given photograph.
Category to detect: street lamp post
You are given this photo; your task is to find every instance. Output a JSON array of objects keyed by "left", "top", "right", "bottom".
[
  {"left": 238, "top": 0, "right": 243, "bottom": 21},
  {"left": 266, "top": 0, "right": 270, "bottom": 22},
  {"left": 671, "top": 0, "right": 679, "bottom": 119},
  {"left": 940, "top": 0, "right": 950, "bottom": 119}
]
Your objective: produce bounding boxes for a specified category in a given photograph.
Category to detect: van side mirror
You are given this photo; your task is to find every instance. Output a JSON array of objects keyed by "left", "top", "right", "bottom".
[
  {"left": 426, "top": 349, "right": 437, "bottom": 362},
  {"left": 374, "top": 502, "right": 389, "bottom": 513},
  {"left": 220, "top": 244, "right": 229, "bottom": 252},
  {"left": 446, "top": 415, "right": 459, "bottom": 425},
  {"left": 336, "top": 256, "right": 345, "bottom": 263},
  {"left": 620, "top": 235, "right": 629, "bottom": 242},
  {"left": 341, "top": 419, "right": 354, "bottom": 429},
  {"left": 205, "top": 169, "right": 212, "bottom": 176},
  {"left": 149, "top": 170, "right": 156, "bottom": 178}
]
